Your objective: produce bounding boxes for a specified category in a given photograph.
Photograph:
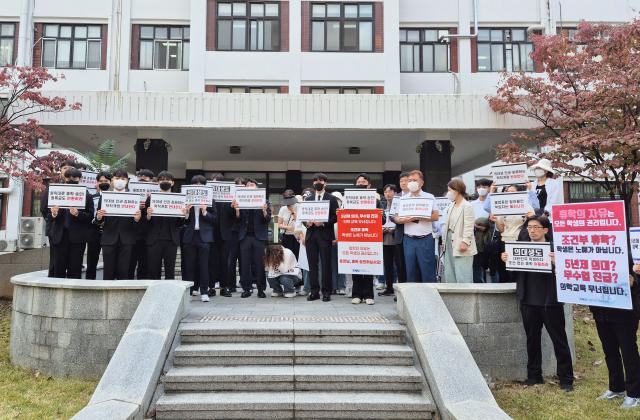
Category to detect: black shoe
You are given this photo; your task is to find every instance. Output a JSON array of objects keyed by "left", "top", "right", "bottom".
[
  {"left": 241, "top": 290, "right": 252, "bottom": 298},
  {"left": 257, "top": 290, "right": 266, "bottom": 298},
  {"left": 307, "top": 293, "right": 320, "bottom": 301},
  {"left": 560, "top": 383, "right": 574, "bottom": 392},
  {"left": 322, "top": 295, "right": 331, "bottom": 302},
  {"left": 520, "top": 378, "right": 544, "bottom": 386},
  {"left": 393, "top": 297, "right": 397, "bottom": 302},
  {"left": 208, "top": 288, "right": 217, "bottom": 297},
  {"left": 220, "top": 288, "right": 232, "bottom": 297},
  {"left": 230, "top": 287, "right": 238, "bottom": 293},
  {"left": 378, "top": 289, "right": 395, "bottom": 296}
]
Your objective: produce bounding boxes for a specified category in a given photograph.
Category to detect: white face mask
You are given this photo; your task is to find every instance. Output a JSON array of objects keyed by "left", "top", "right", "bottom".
[
  {"left": 407, "top": 181, "right": 420, "bottom": 193},
  {"left": 113, "top": 179, "right": 127, "bottom": 191},
  {"left": 534, "top": 169, "right": 546, "bottom": 178},
  {"left": 446, "top": 191, "right": 457, "bottom": 201},
  {"left": 477, "top": 188, "right": 488, "bottom": 197}
]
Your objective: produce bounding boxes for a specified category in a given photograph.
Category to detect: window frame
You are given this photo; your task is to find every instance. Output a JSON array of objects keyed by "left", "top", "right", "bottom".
[
  {"left": 310, "top": 2, "right": 375, "bottom": 53},
  {"left": 216, "top": 1, "right": 281, "bottom": 51},
  {"left": 399, "top": 28, "right": 450, "bottom": 73},
  {"left": 475, "top": 27, "right": 534, "bottom": 73},
  {"left": 0, "top": 22, "right": 16, "bottom": 67},
  {"left": 308, "top": 86, "right": 375, "bottom": 94},
  {"left": 41, "top": 24, "right": 103, "bottom": 70},
  {"left": 138, "top": 25, "right": 190, "bottom": 71},
  {"left": 214, "top": 86, "right": 282, "bottom": 93}
]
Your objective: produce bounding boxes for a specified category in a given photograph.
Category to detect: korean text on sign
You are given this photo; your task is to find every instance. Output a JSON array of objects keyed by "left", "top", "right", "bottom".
[
  {"left": 99, "top": 191, "right": 140, "bottom": 217},
  {"left": 337, "top": 209, "right": 384, "bottom": 275},
  {"left": 234, "top": 187, "right": 266, "bottom": 209},
  {"left": 182, "top": 185, "right": 214, "bottom": 206},
  {"left": 129, "top": 181, "right": 161, "bottom": 202},
  {"left": 490, "top": 191, "right": 529, "bottom": 216},
  {"left": 491, "top": 162, "right": 529, "bottom": 186},
  {"left": 343, "top": 189, "right": 377, "bottom": 210},
  {"left": 504, "top": 241, "right": 552, "bottom": 273},
  {"left": 297, "top": 201, "right": 330, "bottom": 222},
  {"left": 47, "top": 184, "right": 87, "bottom": 209},
  {"left": 150, "top": 192, "right": 186, "bottom": 217},
  {"left": 207, "top": 181, "right": 236, "bottom": 203},
  {"left": 397, "top": 197, "right": 435, "bottom": 218}
]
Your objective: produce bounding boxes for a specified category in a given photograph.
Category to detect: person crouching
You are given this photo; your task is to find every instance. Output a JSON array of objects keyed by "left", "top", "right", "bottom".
[{"left": 264, "top": 244, "right": 301, "bottom": 298}]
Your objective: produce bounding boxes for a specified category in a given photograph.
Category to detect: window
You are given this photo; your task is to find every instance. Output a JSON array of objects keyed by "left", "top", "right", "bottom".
[
  {"left": 308, "top": 87, "right": 374, "bottom": 94},
  {"left": 217, "top": 2, "right": 280, "bottom": 51},
  {"left": 41, "top": 24, "right": 102, "bottom": 69},
  {"left": 476, "top": 28, "right": 534, "bottom": 72},
  {"left": 399, "top": 29, "right": 450, "bottom": 73},
  {"left": 567, "top": 182, "right": 620, "bottom": 203},
  {"left": 139, "top": 25, "right": 190, "bottom": 70},
  {"left": 311, "top": 3, "right": 374, "bottom": 52},
  {"left": 215, "top": 86, "right": 281, "bottom": 93},
  {"left": 0, "top": 23, "right": 16, "bottom": 66}
]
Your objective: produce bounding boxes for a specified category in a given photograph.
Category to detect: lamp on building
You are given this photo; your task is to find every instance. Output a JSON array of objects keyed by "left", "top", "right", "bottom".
[
  {"left": 348, "top": 147, "right": 360, "bottom": 155},
  {"left": 230, "top": 146, "right": 242, "bottom": 155}
]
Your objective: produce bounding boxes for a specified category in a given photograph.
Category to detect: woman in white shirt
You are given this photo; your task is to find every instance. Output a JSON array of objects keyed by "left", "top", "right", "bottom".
[
  {"left": 530, "top": 159, "right": 563, "bottom": 215},
  {"left": 264, "top": 244, "right": 302, "bottom": 298},
  {"left": 442, "top": 179, "right": 477, "bottom": 283},
  {"left": 277, "top": 189, "right": 300, "bottom": 257}
]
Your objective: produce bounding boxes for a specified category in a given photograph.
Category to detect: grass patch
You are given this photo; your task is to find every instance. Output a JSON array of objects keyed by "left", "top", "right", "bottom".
[
  {"left": 0, "top": 300, "right": 96, "bottom": 420},
  {"left": 493, "top": 305, "right": 639, "bottom": 419}
]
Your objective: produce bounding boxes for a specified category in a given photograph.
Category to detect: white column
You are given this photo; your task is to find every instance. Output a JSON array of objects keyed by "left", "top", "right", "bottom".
[
  {"left": 457, "top": 0, "right": 473, "bottom": 94},
  {"left": 383, "top": 0, "right": 400, "bottom": 94},
  {"left": 116, "top": 0, "right": 132, "bottom": 91},
  {"left": 17, "top": 0, "right": 34, "bottom": 66},
  {"left": 189, "top": 0, "right": 207, "bottom": 92},
  {"left": 288, "top": 0, "right": 301, "bottom": 93}
]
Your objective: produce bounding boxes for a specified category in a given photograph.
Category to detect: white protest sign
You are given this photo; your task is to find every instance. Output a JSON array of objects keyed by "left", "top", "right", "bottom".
[
  {"left": 337, "top": 210, "right": 384, "bottom": 275},
  {"left": 490, "top": 191, "right": 529, "bottom": 216},
  {"left": 207, "top": 181, "right": 236, "bottom": 203},
  {"left": 552, "top": 201, "right": 631, "bottom": 310},
  {"left": 343, "top": 189, "right": 377, "bottom": 210},
  {"left": 491, "top": 162, "right": 529, "bottom": 186},
  {"left": 79, "top": 170, "right": 98, "bottom": 193},
  {"left": 150, "top": 192, "right": 186, "bottom": 217},
  {"left": 235, "top": 187, "right": 266, "bottom": 209},
  {"left": 505, "top": 241, "right": 553, "bottom": 273},
  {"left": 388, "top": 196, "right": 401, "bottom": 216},
  {"left": 435, "top": 197, "right": 451, "bottom": 216},
  {"left": 129, "top": 181, "right": 161, "bottom": 201},
  {"left": 100, "top": 191, "right": 140, "bottom": 216},
  {"left": 182, "top": 184, "right": 214, "bottom": 206},
  {"left": 383, "top": 211, "right": 396, "bottom": 229},
  {"left": 631, "top": 227, "right": 640, "bottom": 264},
  {"left": 47, "top": 184, "right": 87, "bottom": 209},
  {"left": 297, "top": 201, "right": 330, "bottom": 222},
  {"left": 297, "top": 244, "right": 310, "bottom": 271},
  {"left": 398, "top": 197, "right": 435, "bottom": 218}
]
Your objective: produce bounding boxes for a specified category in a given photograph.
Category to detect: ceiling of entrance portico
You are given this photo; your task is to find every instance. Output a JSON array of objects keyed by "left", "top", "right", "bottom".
[{"left": 48, "top": 126, "right": 515, "bottom": 174}]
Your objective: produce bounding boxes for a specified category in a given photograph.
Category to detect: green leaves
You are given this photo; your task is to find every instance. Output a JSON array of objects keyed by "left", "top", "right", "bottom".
[{"left": 79, "top": 139, "right": 130, "bottom": 172}]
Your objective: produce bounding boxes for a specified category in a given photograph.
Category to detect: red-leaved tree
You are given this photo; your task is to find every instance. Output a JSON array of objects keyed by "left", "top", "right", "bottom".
[
  {"left": 0, "top": 66, "right": 81, "bottom": 191},
  {"left": 488, "top": 20, "right": 640, "bottom": 225}
]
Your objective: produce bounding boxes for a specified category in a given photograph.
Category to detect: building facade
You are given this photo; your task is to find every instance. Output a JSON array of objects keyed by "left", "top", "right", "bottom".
[{"left": 0, "top": 0, "right": 638, "bottom": 243}]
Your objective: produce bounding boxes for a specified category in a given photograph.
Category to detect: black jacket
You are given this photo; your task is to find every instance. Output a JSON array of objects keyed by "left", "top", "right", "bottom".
[
  {"left": 41, "top": 187, "right": 94, "bottom": 245},
  {"left": 237, "top": 202, "right": 272, "bottom": 241},
  {"left": 144, "top": 196, "right": 183, "bottom": 246},
  {"left": 590, "top": 266, "right": 640, "bottom": 323},
  {"left": 95, "top": 195, "right": 141, "bottom": 246},
  {"left": 304, "top": 192, "right": 339, "bottom": 241},
  {"left": 218, "top": 202, "right": 241, "bottom": 241},
  {"left": 183, "top": 205, "right": 217, "bottom": 244},
  {"left": 511, "top": 236, "right": 560, "bottom": 306}
]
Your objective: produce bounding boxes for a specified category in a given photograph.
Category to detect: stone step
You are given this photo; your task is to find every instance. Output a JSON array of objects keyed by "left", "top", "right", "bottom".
[
  {"left": 173, "top": 343, "right": 414, "bottom": 366},
  {"left": 164, "top": 365, "right": 423, "bottom": 392},
  {"left": 179, "top": 322, "right": 405, "bottom": 344},
  {"left": 155, "top": 391, "right": 435, "bottom": 419}
]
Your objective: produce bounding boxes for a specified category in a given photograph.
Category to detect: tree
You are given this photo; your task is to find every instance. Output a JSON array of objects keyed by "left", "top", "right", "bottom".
[
  {"left": 77, "top": 139, "right": 130, "bottom": 172},
  {"left": 488, "top": 20, "right": 640, "bottom": 226},
  {"left": 0, "top": 66, "right": 81, "bottom": 191}
]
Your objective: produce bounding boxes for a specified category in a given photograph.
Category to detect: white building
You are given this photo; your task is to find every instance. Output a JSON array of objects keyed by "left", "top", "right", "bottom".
[{"left": 0, "top": 0, "right": 638, "bottom": 245}]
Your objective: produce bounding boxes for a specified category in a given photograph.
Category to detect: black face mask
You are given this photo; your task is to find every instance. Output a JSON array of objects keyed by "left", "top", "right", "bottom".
[
  {"left": 98, "top": 183, "right": 110, "bottom": 191},
  {"left": 159, "top": 181, "right": 173, "bottom": 191},
  {"left": 313, "top": 182, "right": 324, "bottom": 191},
  {"left": 355, "top": 185, "right": 368, "bottom": 189},
  {"left": 66, "top": 180, "right": 79, "bottom": 185}
]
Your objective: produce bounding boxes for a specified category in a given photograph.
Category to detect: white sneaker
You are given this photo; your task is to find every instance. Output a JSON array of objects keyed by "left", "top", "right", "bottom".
[
  {"left": 284, "top": 292, "right": 296, "bottom": 298},
  {"left": 621, "top": 396, "right": 640, "bottom": 409},
  {"left": 296, "top": 288, "right": 307, "bottom": 296},
  {"left": 336, "top": 289, "right": 346, "bottom": 295},
  {"left": 597, "top": 390, "right": 625, "bottom": 400},
  {"left": 375, "top": 283, "right": 385, "bottom": 290},
  {"left": 200, "top": 294, "right": 210, "bottom": 302},
  {"left": 351, "top": 298, "right": 362, "bottom": 304},
  {"left": 271, "top": 292, "right": 283, "bottom": 297},
  {"left": 365, "top": 299, "right": 375, "bottom": 305}
]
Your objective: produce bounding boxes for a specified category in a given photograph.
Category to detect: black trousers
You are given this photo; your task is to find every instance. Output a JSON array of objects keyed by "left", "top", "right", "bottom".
[
  {"left": 383, "top": 244, "right": 404, "bottom": 291},
  {"left": 128, "top": 239, "right": 148, "bottom": 279},
  {"left": 595, "top": 318, "right": 640, "bottom": 397},
  {"left": 52, "top": 230, "right": 85, "bottom": 279},
  {"left": 352, "top": 275, "right": 374, "bottom": 300},
  {"left": 395, "top": 243, "right": 406, "bottom": 283},
  {"left": 183, "top": 235, "right": 210, "bottom": 295},
  {"left": 209, "top": 240, "right": 224, "bottom": 289},
  {"left": 102, "top": 241, "right": 133, "bottom": 280},
  {"left": 239, "top": 234, "right": 266, "bottom": 292},
  {"left": 226, "top": 237, "right": 240, "bottom": 290},
  {"left": 147, "top": 240, "right": 178, "bottom": 280},
  {"left": 306, "top": 234, "right": 332, "bottom": 296},
  {"left": 85, "top": 239, "right": 101, "bottom": 280},
  {"left": 281, "top": 234, "right": 300, "bottom": 258},
  {"left": 47, "top": 235, "right": 55, "bottom": 276},
  {"left": 520, "top": 303, "right": 574, "bottom": 384}
]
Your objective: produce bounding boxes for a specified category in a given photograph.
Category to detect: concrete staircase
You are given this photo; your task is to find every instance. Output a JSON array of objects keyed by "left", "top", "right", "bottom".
[{"left": 154, "top": 323, "right": 437, "bottom": 419}]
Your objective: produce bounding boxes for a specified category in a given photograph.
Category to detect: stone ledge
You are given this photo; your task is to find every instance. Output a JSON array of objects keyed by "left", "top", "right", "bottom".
[{"left": 11, "top": 270, "right": 155, "bottom": 290}]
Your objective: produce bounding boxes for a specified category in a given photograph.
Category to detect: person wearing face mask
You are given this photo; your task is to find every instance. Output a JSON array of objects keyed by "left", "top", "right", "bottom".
[
  {"left": 145, "top": 171, "right": 187, "bottom": 280},
  {"left": 530, "top": 159, "right": 563, "bottom": 215},
  {"left": 42, "top": 167, "right": 94, "bottom": 278},
  {"left": 95, "top": 169, "right": 142, "bottom": 280},
  {"left": 393, "top": 170, "right": 439, "bottom": 283},
  {"left": 471, "top": 178, "right": 492, "bottom": 219},
  {"left": 303, "top": 173, "right": 339, "bottom": 302},
  {"left": 442, "top": 179, "right": 477, "bottom": 283},
  {"left": 86, "top": 171, "right": 112, "bottom": 280},
  {"left": 207, "top": 173, "right": 233, "bottom": 297},
  {"left": 278, "top": 189, "right": 300, "bottom": 258},
  {"left": 128, "top": 168, "right": 154, "bottom": 279}
]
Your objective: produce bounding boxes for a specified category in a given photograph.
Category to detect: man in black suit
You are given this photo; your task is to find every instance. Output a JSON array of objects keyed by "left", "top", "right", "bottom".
[
  {"left": 232, "top": 178, "right": 272, "bottom": 298},
  {"left": 129, "top": 168, "right": 154, "bottom": 278},
  {"left": 42, "top": 168, "right": 94, "bottom": 278},
  {"left": 86, "top": 171, "right": 112, "bottom": 279},
  {"left": 145, "top": 171, "right": 187, "bottom": 279},
  {"left": 210, "top": 174, "right": 240, "bottom": 297},
  {"left": 183, "top": 175, "right": 217, "bottom": 302},
  {"left": 95, "top": 169, "right": 142, "bottom": 280},
  {"left": 207, "top": 173, "right": 226, "bottom": 297},
  {"left": 304, "top": 173, "right": 339, "bottom": 302}
]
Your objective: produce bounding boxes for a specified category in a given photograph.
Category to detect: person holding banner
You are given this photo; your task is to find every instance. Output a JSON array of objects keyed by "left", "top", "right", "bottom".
[
  {"left": 442, "top": 179, "right": 477, "bottom": 283},
  {"left": 86, "top": 171, "right": 112, "bottom": 280},
  {"left": 264, "top": 244, "right": 302, "bottom": 298},
  {"left": 531, "top": 159, "right": 564, "bottom": 214},
  {"left": 232, "top": 178, "right": 272, "bottom": 298},
  {"left": 128, "top": 169, "right": 154, "bottom": 279},
  {"left": 42, "top": 168, "right": 94, "bottom": 279},
  {"left": 471, "top": 178, "right": 492, "bottom": 219},
  {"left": 380, "top": 184, "right": 405, "bottom": 295},
  {"left": 96, "top": 169, "right": 143, "bottom": 280},
  {"left": 145, "top": 171, "right": 187, "bottom": 280},
  {"left": 277, "top": 189, "right": 300, "bottom": 257},
  {"left": 501, "top": 215, "right": 574, "bottom": 391}
]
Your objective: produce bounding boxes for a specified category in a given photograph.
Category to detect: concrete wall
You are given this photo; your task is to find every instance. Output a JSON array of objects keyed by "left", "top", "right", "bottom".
[{"left": 0, "top": 248, "right": 50, "bottom": 299}]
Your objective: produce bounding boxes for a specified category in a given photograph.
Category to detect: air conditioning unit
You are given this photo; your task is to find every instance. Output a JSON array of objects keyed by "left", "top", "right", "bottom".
[
  {"left": 0, "top": 239, "right": 17, "bottom": 252},
  {"left": 19, "top": 217, "right": 45, "bottom": 249}
]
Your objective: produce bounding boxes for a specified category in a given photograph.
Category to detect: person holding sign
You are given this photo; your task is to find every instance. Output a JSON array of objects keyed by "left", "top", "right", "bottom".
[
  {"left": 129, "top": 169, "right": 154, "bottom": 280},
  {"left": 501, "top": 215, "right": 574, "bottom": 391},
  {"left": 393, "top": 170, "right": 439, "bottom": 283},
  {"left": 42, "top": 168, "right": 94, "bottom": 279},
  {"left": 145, "top": 171, "right": 187, "bottom": 280},
  {"left": 95, "top": 169, "right": 143, "bottom": 280},
  {"left": 86, "top": 171, "right": 112, "bottom": 280},
  {"left": 531, "top": 159, "right": 564, "bottom": 214},
  {"left": 277, "top": 189, "right": 300, "bottom": 258},
  {"left": 380, "top": 184, "right": 404, "bottom": 295},
  {"left": 442, "top": 179, "right": 477, "bottom": 283},
  {"left": 232, "top": 178, "right": 272, "bottom": 299}
]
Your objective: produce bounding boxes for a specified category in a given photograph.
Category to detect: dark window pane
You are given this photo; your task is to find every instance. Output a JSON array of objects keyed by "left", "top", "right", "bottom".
[
  {"left": 0, "top": 39, "right": 13, "bottom": 66},
  {"left": 312, "top": 4, "right": 325, "bottom": 17},
  {"left": 72, "top": 40, "right": 87, "bottom": 68},
  {"left": 139, "top": 40, "right": 153, "bottom": 68},
  {"left": 218, "top": 3, "right": 232, "bottom": 16},
  {"left": 1, "top": 24, "right": 14, "bottom": 37},
  {"left": 477, "top": 29, "right": 490, "bottom": 41},
  {"left": 251, "top": 3, "right": 264, "bottom": 16},
  {"left": 87, "top": 40, "right": 101, "bottom": 68},
  {"left": 183, "top": 41, "right": 189, "bottom": 69},
  {"left": 155, "top": 27, "right": 168, "bottom": 39},
  {"left": 44, "top": 25, "right": 59, "bottom": 37},
  {"left": 56, "top": 39, "right": 71, "bottom": 68},
  {"left": 88, "top": 25, "right": 101, "bottom": 38},
  {"left": 183, "top": 27, "right": 190, "bottom": 39},
  {"left": 407, "top": 30, "right": 420, "bottom": 42},
  {"left": 434, "top": 44, "right": 448, "bottom": 71},
  {"left": 170, "top": 27, "right": 182, "bottom": 39},
  {"left": 154, "top": 40, "right": 168, "bottom": 68},
  {"left": 422, "top": 44, "right": 433, "bottom": 72},
  {"left": 359, "top": 4, "right": 373, "bottom": 18},
  {"left": 400, "top": 44, "right": 413, "bottom": 71},
  {"left": 490, "top": 29, "right": 502, "bottom": 41},
  {"left": 327, "top": 4, "right": 341, "bottom": 17},
  {"left": 232, "top": 20, "right": 246, "bottom": 49},
  {"left": 60, "top": 26, "right": 72, "bottom": 38},
  {"left": 477, "top": 43, "right": 490, "bottom": 71},
  {"left": 491, "top": 44, "right": 504, "bottom": 70},
  {"left": 75, "top": 26, "right": 87, "bottom": 39},
  {"left": 359, "top": 22, "right": 372, "bottom": 51},
  {"left": 424, "top": 30, "right": 437, "bottom": 42},
  {"left": 512, "top": 29, "right": 525, "bottom": 41},
  {"left": 343, "top": 22, "right": 357, "bottom": 50},
  {"left": 140, "top": 26, "right": 154, "bottom": 38},
  {"left": 233, "top": 2, "right": 246, "bottom": 16},
  {"left": 265, "top": 3, "right": 279, "bottom": 16},
  {"left": 344, "top": 5, "right": 358, "bottom": 18},
  {"left": 42, "top": 39, "right": 56, "bottom": 67}
]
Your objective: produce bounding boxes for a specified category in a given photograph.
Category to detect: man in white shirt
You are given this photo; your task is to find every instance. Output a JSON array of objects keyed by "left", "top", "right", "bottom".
[
  {"left": 471, "top": 178, "right": 491, "bottom": 219},
  {"left": 393, "top": 170, "right": 439, "bottom": 283}
]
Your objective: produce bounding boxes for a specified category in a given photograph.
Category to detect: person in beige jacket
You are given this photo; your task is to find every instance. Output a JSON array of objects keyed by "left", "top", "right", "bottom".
[{"left": 442, "top": 179, "right": 477, "bottom": 283}]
